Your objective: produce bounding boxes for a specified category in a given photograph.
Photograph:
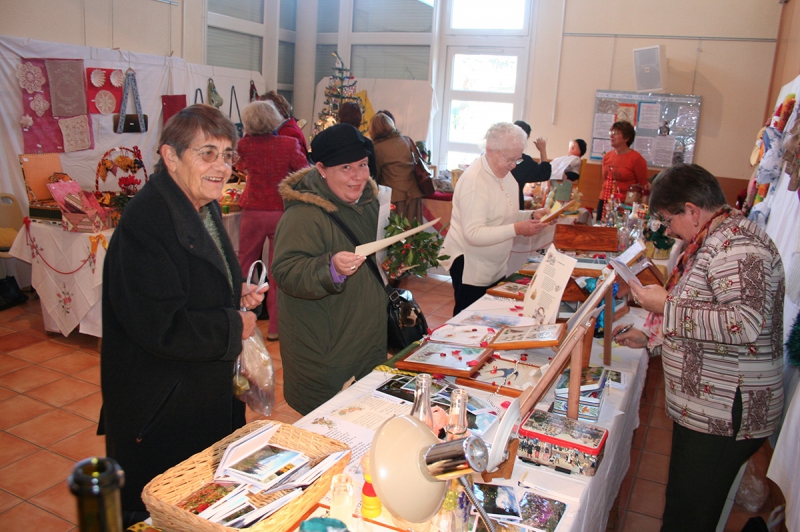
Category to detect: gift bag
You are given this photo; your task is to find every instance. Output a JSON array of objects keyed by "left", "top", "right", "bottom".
[{"left": 233, "top": 260, "right": 275, "bottom": 416}]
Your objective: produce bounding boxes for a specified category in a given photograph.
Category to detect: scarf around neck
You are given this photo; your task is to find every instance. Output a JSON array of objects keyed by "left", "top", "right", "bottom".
[{"left": 643, "top": 205, "right": 735, "bottom": 350}]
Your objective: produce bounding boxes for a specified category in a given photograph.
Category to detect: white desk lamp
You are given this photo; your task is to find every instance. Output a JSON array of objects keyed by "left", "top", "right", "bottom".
[{"left": 370, "top": 398, "right": 522, "bottom": 532}]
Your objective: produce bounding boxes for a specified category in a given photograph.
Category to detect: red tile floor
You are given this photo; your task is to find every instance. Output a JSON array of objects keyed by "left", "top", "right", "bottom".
[{"left": 0, "top": 274, "right": 782, "bottom": 531}]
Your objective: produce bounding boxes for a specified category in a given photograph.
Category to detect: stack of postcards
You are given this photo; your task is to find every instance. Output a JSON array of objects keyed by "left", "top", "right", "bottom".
[
  {"left": 552, "top": 366, "right": 608, "bottom": 422},
  {"left": 174, "top": 423, "right": 346, "bottom": 528}
]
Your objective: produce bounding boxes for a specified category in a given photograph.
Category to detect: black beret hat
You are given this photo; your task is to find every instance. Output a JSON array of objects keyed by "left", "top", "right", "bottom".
[{"left": 311, "top": 123, "right": 371, "bottom": 167}]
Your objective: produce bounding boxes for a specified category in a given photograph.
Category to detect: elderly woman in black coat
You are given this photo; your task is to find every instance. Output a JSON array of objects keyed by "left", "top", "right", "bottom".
[{"left": 100, "top": 104, "right": 267, "bottom": 525}]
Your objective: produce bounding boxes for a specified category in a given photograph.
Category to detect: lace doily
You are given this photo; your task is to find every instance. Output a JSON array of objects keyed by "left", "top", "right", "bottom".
[
  {"left": 16, "top": 62, "right": 46, "bottom": 94},
  {"left": 90, "top": 69, "right": 106, "bottom": 88},
  {"left": 110, "top": 70, "right": 124, "bottom": 87},
  {"left": 59, "top": 115, "right": 92, "bottom": 153},
  {"left": 20, "top": 115, "right": 34, "bottom": 128},
  {"left": 30, "top": 93, "right": 50, "bottom": 117},
  {"left": 95, "top": 90, "right": 116, "bottom": 115}
]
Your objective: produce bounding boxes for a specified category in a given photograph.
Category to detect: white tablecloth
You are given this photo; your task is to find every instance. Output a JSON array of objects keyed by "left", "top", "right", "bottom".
[
  {"left": 294, "top": 305, "right": 649, "bottom": 532},
  {"left": 9, "top": 221, "right": 112, "bottom": 337}
]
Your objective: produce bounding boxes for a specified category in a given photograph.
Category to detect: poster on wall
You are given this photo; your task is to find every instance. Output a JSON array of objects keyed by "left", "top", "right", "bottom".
[{"left": 590, "top": 90, "right": 701, "bottom": 168}]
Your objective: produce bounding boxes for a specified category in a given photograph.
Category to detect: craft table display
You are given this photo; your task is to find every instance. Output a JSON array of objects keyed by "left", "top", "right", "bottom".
[
  {"left": 8, "top": 220, "right": 111, "bottom": 337},
  {"left": 293, "top": 305, "right": 650, "bottom": 532}
]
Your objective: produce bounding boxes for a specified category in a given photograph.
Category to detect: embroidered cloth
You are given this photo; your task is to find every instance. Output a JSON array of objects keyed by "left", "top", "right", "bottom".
[
  {"left": 85, "top": 67, "right": 123, "bottom": 114},
  {"left": 45, "top": 59, "right": 87, "bottom": 117}
]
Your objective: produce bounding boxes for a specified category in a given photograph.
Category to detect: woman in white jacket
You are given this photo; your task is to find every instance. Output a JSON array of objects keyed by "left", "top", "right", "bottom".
[{"left": 440, "top": 122, "right": 551, "bottom": 314}]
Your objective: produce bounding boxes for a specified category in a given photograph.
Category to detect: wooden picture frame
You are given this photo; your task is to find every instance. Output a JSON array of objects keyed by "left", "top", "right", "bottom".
[
  {"left": 487, "top": 323, "right": 567, "bottom": 350},
  {"left": 395, "top": 341, "right": 493, "bottom": 378},
  {"left": 486, "top": 281, "right": 528, "bottom": 301}
]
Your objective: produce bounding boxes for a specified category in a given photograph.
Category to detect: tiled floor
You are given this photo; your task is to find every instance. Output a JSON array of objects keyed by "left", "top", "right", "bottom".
[{"left": 0, "top": 274, "right": 781, "bottom": 531}]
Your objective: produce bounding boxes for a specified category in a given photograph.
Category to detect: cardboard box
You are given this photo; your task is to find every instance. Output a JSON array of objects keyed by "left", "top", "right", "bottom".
[{"left": 517, "top": 409, "right": 608, "bottom": 476}]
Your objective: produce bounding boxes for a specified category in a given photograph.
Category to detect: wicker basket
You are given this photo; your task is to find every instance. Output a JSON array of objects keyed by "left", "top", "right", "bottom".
[{"left": 142, "top": 421, "right": 350, "bottom": 532}]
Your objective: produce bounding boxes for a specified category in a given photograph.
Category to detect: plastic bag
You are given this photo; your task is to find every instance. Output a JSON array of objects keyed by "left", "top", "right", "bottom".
[
  {"left": 233, "top": 259, "right": 275, "bottom": 416},
  {"left": 234, "top": 327, "right": 275, "bottom": 416},
  {"left": 734, "top": 457, "right": 769, "bottom": 513}
]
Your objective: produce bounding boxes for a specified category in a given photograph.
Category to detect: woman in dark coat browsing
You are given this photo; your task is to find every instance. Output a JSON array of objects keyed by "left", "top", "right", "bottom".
[{"left": 100, "top": 104, "right": 267, "bottom": 525}]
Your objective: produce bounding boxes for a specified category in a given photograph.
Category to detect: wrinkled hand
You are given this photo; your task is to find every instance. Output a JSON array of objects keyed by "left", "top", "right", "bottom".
[
  {"left": 514, "top": 219, "right": 549, "bottom": 237},
  {"left": 531, "top": 207, "right": 551, "bottom": 221},
  {"left": 332, "top": 251, "right": 365, "bottom": 277},
  {"left": 612, "top": 325, "right": 648, "bottom": 349},
  {"left": 630, "top": 283, "right": 669, "bottom": 314},
  {"left": 240, "top": 282, "right": 268, "bottom": 311},
  {"left": 239, "top": 310, "right": 258, "bottom": 339}
]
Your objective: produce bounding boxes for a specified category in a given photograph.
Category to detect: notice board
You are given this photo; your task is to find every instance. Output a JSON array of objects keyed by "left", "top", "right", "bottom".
[{"left": 590, "top": 90, "right": 701, "bottom": 168}]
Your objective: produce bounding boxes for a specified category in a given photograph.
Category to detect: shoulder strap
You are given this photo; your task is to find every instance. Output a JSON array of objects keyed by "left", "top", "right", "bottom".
[
  {"left": 229, "top": 86, "right": 241, "bottom": 121},
  {"left": 325, "top": 211, "right": 393, "bottom": 295}
]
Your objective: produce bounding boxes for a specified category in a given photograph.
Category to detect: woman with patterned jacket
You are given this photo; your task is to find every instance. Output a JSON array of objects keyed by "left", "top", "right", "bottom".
[{"left": 614, "top": 163, "right": 784, "bottom": 532}]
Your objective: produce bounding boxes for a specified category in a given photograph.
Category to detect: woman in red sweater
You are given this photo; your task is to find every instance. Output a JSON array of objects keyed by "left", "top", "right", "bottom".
[
  {"left": 597, "top": 120, "right": 648, "bottom": 221},
  {"left": 238, "top": 100, "right": 309, "bottom": 340}
]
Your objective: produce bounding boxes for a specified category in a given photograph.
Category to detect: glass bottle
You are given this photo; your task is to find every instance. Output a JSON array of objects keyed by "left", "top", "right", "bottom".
[
  {"left": 329, "top": 473, "right": 355, "bottom": 530},
  {"left": 431, "top": 389, "right": 471, "bottom": 532},
  {"left": 68, "top": 457, "right": 125, "bottom": 532},
  {"left": 410, "top": 373, "right": 435, "bottom": 431}
]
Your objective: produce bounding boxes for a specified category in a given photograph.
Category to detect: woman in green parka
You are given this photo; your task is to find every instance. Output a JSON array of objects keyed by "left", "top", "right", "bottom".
[{"left": 272, "top": 123, "right": 388, "bottom": 415}]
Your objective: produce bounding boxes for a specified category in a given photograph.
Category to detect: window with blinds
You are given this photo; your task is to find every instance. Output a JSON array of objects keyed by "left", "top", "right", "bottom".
[
  {"left": 315, "top": 45, "right": 338, "bottom": 85},
  {"left": 278, "top": 41, "right": 296, "bottom": 85},
  {"left": 207, "top": 27, "right": 263, "bottom": 73},
  {"left": 352, "top": 0, "right": 433, "bottom": 33},
  {"left": 351, "top": 45, "right": 430, "bottom": 80},
  {"left": 318, "top": 0, "right": 340, "bottom": 33},
  {"left": 280, "top": 0, "right": 297, "bottom": 31},
  {"left": 208, "top": 0, "right": 264, "bottom": 24}
]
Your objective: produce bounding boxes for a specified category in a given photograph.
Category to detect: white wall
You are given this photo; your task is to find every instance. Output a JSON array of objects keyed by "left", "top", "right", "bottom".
[
  {"left": 0, "top": 0, "right": 205, "bottom": 64},
  {"left": 526, "top": 0, "right": 782, "bottom": 181}
]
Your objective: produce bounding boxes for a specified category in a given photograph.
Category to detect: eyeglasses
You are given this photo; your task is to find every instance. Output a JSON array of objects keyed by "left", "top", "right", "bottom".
[
  {"left": 609, "top": 131, "right": 621, "bottom": 137},
  {"left": 494, "top": 150, "right": 524, "bottom": 165},
  {"left": 190, "top": 146, "right": 240, "bottom": 166},
  {"left": 658, "top": 210, "right": 683, "bottom": 229}
]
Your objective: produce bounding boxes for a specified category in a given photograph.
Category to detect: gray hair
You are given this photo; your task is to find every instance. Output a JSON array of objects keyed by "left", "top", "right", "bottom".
[
  {"left": 242, "top": 100, "right": 283, "bottom": 136},
  {"left": 482, "top": 122, "right": 527, "bottom": 152}
]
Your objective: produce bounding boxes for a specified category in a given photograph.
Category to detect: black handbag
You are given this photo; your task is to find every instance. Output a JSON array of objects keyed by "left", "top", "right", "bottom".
[
  {"left": 0, "top": 276, "right": 28, "bottom": 311},
  {"left": 326, "top": 212, "right": 428, "bottom": 349}
]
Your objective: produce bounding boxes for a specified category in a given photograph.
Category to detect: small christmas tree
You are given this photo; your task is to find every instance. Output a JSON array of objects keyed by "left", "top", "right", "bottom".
[{"left": 312, "top": 52, "right": 363, "bottom": 140}]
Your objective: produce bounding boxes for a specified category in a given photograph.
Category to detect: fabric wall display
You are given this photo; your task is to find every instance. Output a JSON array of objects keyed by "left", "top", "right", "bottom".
[
  {"left": 58, "top": 115, "right": 94, "bottom": 153},
  {"left": 85, "top": 67, "right": 123, "bottom": 115},
  {"left": 161, "top": 94, "right": 187, "bottom": 125},
  {"left": 116, "top": 69, "right": 146, "bottom": 133},
  {"left": 19, "top": 58, "right": 64, "bottom": 153},
  {"left": 45, "top": 59, "right": 87, "bottom": 117}
]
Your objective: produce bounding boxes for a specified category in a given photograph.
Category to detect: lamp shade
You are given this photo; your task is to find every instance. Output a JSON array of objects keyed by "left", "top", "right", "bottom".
[{"left": 370, "top": 415, "right": 447, "bottom": 524}]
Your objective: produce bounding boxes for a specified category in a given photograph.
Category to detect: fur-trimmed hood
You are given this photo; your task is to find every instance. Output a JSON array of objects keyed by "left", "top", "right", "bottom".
[{"left": 278, "top": 165, "right": 379, "bottom": 213}]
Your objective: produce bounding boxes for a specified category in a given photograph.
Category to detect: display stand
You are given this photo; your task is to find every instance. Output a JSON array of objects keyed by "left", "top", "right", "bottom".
[{"left": 519, "top": 273, "right": 617, "bottom": 420}]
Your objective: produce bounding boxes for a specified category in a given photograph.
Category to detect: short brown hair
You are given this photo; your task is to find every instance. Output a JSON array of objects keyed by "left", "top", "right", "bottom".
[
  {"left": 649, "top": 163, "right": 727, "bottom": 214},
  {"left": 338, "top": 102, "right": 363, "bottom": 128},
  {"left": 156, "top": 104, "right": 237, "bottom": 173},
  {"left": 242, "top": 100, "right": 282, "bottom": 135},
  {"left": 259, "top": 91, "right": 291, "bottom": 119},
  {"left": 369, "top": 112, "right": 396, "bottom": 140},
  {"left": 611, "top": 121, "right": 636, "bottom": 147}
]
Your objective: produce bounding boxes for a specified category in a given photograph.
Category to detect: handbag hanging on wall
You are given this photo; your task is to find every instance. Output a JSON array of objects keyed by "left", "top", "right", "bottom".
[
  {"left": 326, "top": 212, "right": 429, "bottom": 349},
  {"left": 194, "top": 88, "right": 204, "bottom": 104},
  {"left": 114, "top": 69, "right": 148, "bottom": 133},
  {"left": 229, "top": 86, "right": 244, "bottom": 138},
  {"left": 404, "top": 136, "right": 435, "bottom": 197}
]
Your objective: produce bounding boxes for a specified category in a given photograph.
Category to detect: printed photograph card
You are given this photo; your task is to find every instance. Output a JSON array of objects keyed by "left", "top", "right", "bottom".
[{"left": 522, "top": 245, "right": 577, "bottom": 323}]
